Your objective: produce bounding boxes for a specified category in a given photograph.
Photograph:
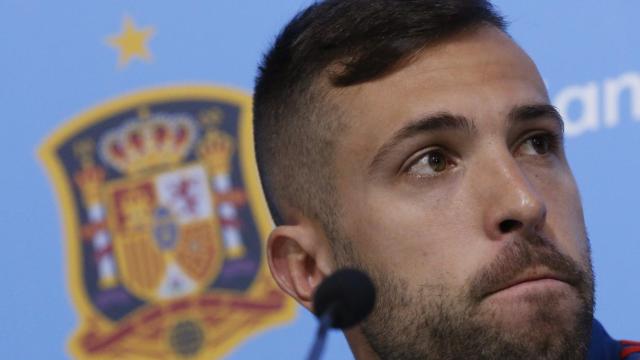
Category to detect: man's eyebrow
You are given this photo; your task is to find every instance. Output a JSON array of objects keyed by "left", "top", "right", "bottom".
[
  {"left": 508, "top": 103, "right": 564, "bottom": 132},
  {"left": 368, "top": 112, "right": 476, "bottom": 174}
]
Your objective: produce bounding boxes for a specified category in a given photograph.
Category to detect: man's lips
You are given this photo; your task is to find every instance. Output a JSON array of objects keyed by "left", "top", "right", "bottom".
[{"left": 484, "top": 267, "right": 573, "bottom": 298}]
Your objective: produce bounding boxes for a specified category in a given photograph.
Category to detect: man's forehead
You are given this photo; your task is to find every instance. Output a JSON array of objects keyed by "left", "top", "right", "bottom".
[{"left": 329, "top": 26, "right": 547, "bottom": 132}]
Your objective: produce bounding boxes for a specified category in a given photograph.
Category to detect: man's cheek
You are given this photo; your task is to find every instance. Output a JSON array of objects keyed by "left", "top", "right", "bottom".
[{"left": 547, "top": 191, "right": 589, "bottom": 262}]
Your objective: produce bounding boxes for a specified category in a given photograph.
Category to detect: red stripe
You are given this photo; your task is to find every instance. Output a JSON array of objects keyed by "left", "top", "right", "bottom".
[
  {"left": 140, "top": 308, "right": 163, "bottom": 324},
  {"left": 622, "top": 345, "right": 640, "bottom": 359},
  {"left": 84, "top": 323, "right": 135, "bottom": 352},
  {"left": 82, "top": 221, "right": 107, "bottom": 240},
  {"left": 168, "top": 299, "right": 191, "bottom": 313},
  {"left": 215, "top": 189, "right": 247, "bottom": 205},
  {"left": 622, "top": 340, "right": 640, "bottom": 346},
  {"left": 230, "top": 298, "right": 283, "bottom": 311},
  {"left": 220, "top": 218, "right": 242, "bottom": 227},
  {"left": 94, "top": 244, "right": 113, "bottom": 261},
  {"left": 199, "top": 297, "right": 223, "bottom": 307}
]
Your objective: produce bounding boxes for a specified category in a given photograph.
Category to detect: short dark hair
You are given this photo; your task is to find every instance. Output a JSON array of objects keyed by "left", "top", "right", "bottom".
[{"left": 253, "top": 0, "right": 506, "bottom": 228}]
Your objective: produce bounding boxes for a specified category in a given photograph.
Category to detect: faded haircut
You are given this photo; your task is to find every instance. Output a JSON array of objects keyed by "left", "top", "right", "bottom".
[{"left": 253, "top": 0, "right": 506, "bottom": 230}]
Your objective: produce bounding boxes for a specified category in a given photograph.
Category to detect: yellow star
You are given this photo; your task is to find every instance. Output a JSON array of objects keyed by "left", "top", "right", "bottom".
[{"left": 107, "top": 16, "right": 154, "bottom": 67}]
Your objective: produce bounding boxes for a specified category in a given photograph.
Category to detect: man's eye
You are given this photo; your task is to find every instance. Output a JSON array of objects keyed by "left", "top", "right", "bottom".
[
  {"left": 407, "top": 149, "right": 451, "bottom": 177},
  {"left": 519, "top": 133, "right": 559, "bottom": 156}
]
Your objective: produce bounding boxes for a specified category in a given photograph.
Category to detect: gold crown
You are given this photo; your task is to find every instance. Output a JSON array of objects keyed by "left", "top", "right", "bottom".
[{"left": 100, "top": 114, "right": 196, "bottom": 174}]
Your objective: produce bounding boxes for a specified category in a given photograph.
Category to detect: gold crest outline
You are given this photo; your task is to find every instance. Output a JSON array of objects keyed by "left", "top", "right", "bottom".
[{"left": 38, "top": 84, "right": 296, "bottom": 359}]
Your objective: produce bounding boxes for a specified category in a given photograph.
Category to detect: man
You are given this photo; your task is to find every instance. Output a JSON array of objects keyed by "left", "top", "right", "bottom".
[{"left": 253, "top": 0, "right": 639, "bottom": 359}]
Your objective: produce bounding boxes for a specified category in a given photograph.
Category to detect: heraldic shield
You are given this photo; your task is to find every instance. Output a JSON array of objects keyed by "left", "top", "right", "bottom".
[{"left": 39, "top": 85, "right": 295, "bottom": 359}]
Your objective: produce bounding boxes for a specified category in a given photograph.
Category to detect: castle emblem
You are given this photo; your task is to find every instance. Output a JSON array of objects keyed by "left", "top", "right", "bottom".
[{"left": 39, "top": 86, "right": 295, "bottom": 359}]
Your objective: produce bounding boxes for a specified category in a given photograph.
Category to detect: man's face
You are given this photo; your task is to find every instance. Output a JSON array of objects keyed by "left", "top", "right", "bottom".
[{"left": 327, "top": 27, "right": 594, "bottom": 359}]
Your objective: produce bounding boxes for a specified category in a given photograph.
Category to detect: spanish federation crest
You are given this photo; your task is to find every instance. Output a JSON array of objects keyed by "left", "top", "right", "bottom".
[{"left": 39, "top": 85, "right": 295, "bottom": 359}]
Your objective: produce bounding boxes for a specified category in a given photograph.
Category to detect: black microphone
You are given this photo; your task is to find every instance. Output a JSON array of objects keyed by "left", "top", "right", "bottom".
[{"left": 306, "top": 268, "right": 376, "bottom": 360}]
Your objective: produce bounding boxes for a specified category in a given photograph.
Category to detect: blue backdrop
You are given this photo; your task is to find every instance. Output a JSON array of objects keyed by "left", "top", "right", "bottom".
[{"left": 1, "top": 1, "right": 638, "bottom": 359}]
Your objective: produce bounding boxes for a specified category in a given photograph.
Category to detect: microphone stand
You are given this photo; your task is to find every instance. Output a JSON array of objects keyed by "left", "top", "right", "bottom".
[
  {"left": 306, "top": 304, "right": 335, "bottom": 360},
  {"left": 304, "top": 268, "right": 375, "bottom": 360}
]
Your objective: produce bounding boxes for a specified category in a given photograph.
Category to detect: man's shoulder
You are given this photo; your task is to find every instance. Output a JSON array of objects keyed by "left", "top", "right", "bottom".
[
  {"left": 621, "top": 340, "right": 640, "bottom": 360},
  {"left": 589, "top": 319, "right": 640, "bottom": 360}
]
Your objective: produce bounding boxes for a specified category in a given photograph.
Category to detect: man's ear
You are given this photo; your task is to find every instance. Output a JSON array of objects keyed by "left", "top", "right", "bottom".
[{"left": 267, "top": 218, "right": 334, "bottom": 311}]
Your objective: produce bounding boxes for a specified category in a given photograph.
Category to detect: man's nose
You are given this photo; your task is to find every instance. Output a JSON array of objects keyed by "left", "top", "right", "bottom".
[{"left": 477, "top": 153, "right": 547, "bottom": 241}]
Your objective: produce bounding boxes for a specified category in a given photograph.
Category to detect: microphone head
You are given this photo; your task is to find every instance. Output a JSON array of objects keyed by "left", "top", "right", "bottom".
[{"left": 312, "top": 268, "right": 376, "bottom": 329}]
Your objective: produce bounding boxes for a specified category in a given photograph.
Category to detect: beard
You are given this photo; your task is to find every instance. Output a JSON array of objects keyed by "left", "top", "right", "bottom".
[{"left": 334, "top": 234, "right": 595, "bottom": 360}]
